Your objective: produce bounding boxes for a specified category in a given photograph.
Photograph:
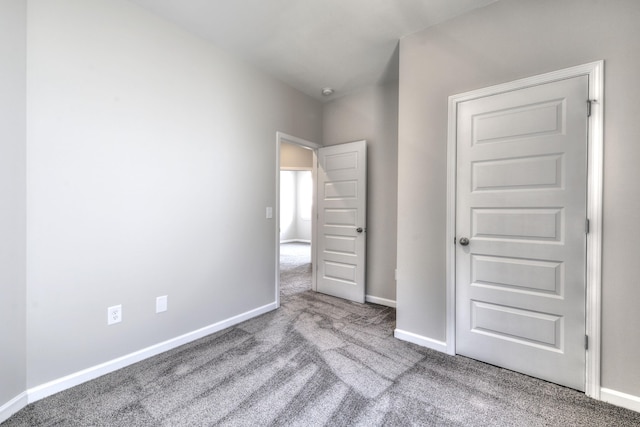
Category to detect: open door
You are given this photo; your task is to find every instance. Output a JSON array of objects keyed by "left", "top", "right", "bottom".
[{"left": 316, "top": 141, "right": 367, "bottom": 303}]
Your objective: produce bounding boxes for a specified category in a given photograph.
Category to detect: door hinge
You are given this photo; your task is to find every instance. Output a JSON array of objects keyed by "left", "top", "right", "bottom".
[
  {"left": 587, "top": 99, "right": 598, "bottom": 117},
  {"left": 585, "top": 218, "right": 590, "bottom": 234},
  {"left": 585, "top": 335, "right": 589, "bottom": 350}
]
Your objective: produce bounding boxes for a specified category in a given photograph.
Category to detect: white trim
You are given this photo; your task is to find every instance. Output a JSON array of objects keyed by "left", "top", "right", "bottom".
[
  {"left": 446, "top": 61, "right": 604, "bottom": 393},
  {"left": 280, "top": 239, "right": 311, "bottom": 244},
  {"left": 394, "top": 329, "right": 448, "bottom": 353},
  {"left": 601, "top": 388, "right": 640, "bottom": 413},
  {"left": 0, "top": 392, "right": 28, "bottom": 424},
  {"left": 585, "top": 61, "right": 604, "bottom": 399},
  {"left": 311, "top": 150, "right": 318, "bottom": 292},
  {"left": 27, "top": 301, "right": 277, "bottom": 403},
  {"left": 445, "top": 79, "right": 458, "bottom": 356},
  {"left": 275, "top": 136, "right": 281, "bottom": 308},
  {"left": 276, "top": 132, "right": 321, "bottom": 303},
  {"left": 365, "top": 295, "right": 397, "bottom": 308}
]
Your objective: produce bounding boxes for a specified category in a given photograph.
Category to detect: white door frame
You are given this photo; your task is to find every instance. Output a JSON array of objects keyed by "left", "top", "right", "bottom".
[
  {"left": 275, "top": 132, "right": 321, "bottom": 308},
  {"left": 445, "top": 61, "right": 604, "bottom": 398}
]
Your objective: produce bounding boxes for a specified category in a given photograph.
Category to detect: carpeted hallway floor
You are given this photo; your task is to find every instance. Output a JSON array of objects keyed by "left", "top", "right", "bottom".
[
  {"left": 279, "top": 242, "right": 312, "bottom": 296},
  {"left": 3, "top": 245, "right": 640, "bottom": 425}
]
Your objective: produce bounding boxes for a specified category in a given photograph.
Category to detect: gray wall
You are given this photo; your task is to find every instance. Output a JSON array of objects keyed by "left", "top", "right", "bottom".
[
  {"left": 397, "top": 0, "right": 640, "bottom": 397},
  {"left": 280, "top": 142, "right": 313, "bottom": 170},
  {"left": 0, "top": 0, "right": 27, "bottom": 407},
  {"left": 323, "top": 80, "right": 399, "bottom": 303},
  {"left": 279, "top": 171, "right": 312, "bottom": 242},
  {"left": 280, "top": 143, "right": 313, "bottom": 242},
  {"left": 25, "top": 0, "right": 321, "bottom": 388}
]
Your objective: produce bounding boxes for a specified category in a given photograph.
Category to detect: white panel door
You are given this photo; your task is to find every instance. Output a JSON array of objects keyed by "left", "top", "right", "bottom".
[
  {"left": 456, "top": 76, "right": 589, "bottom": 390},
  {"left": 316, "top": 141, "right": 367, "bottom": 303}
]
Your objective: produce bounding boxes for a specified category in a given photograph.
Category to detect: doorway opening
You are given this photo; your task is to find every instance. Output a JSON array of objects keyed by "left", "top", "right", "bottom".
[
  {"left": 279, "top": 169, "right": 313, "bottom": 297},
  {"left": 275, "top": 132, "right": 320, "bottom": 307}
]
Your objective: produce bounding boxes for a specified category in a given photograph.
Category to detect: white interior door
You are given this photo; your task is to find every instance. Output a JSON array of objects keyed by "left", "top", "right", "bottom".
[
  {"left": 316, "top": 141, "right": 367, "bottom": 303},
  {"left": 455, "top": 76, "right": 589, "bottom": 390}
]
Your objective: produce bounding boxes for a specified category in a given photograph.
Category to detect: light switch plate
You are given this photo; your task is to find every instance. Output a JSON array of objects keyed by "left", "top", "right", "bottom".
[
  {"left": 156, "top": 295, "right": 168, "bottom": 313},
  {"left": 266, "top": 206, "right": 273, "bottom": 219}
]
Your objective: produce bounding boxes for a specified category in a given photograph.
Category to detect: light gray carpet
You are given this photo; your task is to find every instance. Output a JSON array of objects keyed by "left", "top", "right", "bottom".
[
  {"left": 4, "top": 264, "right": 640, "bottom": 425},
  {"left": 279, "top": 242, "right": 312, "bottom": 296}
]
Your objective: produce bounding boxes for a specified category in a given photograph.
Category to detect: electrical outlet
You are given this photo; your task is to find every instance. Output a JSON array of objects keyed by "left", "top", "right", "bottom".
[
  {"left": 107, "top": 305, "right": 122, "bottom": 325},
  {"left": 156, "top": 295, "right": 168, "bottom": 313}
]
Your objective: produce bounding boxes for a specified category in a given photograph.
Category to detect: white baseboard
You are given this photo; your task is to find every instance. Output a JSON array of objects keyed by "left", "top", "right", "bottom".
[
  {"left": 26, "top": 301, "right": 278, "bottom": 404},
  {"left": 394, "top": 329, "right": 448, "bottom": 353},
  {"left": 0, "top": 392, "right": 28, "bottom": 424},
  {"left": 280, "top": 239, "right": 311, "bottom": 244},
  {"left": 365, "top": 295, "right": 397, "bottom": 308},
  {"left": 601, "top": 388, "right": 640, "bottom": 413}
]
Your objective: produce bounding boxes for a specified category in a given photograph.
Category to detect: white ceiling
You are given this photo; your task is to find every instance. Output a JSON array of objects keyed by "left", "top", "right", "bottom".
[{"left": 129, "top": 0, "right": 498, "bottom": 101}]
